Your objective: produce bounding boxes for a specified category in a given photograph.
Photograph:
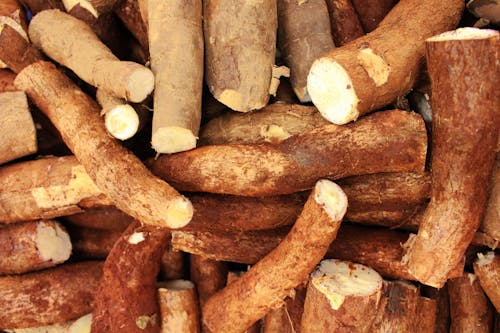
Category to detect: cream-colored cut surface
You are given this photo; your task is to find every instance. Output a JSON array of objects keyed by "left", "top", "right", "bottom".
[
  {"left": 164, "top": 197, "right": 194, "bottom": 229},
  {"left": 126, "top": 69, "right": 155, "bottom": 103},
  {"left": 128, "top": 232, "right": 145, "bottom": 244},
  {"left": 61, "top": 0, "right": 99, "bottom": 17},
  {"left": 152, "top": 127, "right": 197, "bottom": 154},
  {"left": 357, "top": 48, "right": 391, "bottom": 87},
  {"left": 36, "top": 221, "right": 72, "bottom": 263},
  {"left": 69, "top": 314, "right": 92, "bottom": 333},
  {"left": 307, "top": 57, "right": 359, "bottom": 125},
  {"left": 313, "top": 180, "right": 348, "bottom": 221},
  {"left": 104, "top": 105, "right": 139, "bottom": 140},
  {"left": 427, "top": 27, "right": 499, "bottom": 41},
  {"left": 4, "top": 313, "right": 91, "bottom": 333},
  {"left": 30, "top": 165, "right": 102, "bottom": 209},
  {"left": 218, "top": 89, "right": 244, "bottom": 112},
  {"left": 476, "top": 251, "right": 495, "bottom": 266},
  {"left": 311, "top": 259, "right": 382, "bottom": 310},
  {"left": 259, "top": 125, "right": 291, "bottom": 143}
]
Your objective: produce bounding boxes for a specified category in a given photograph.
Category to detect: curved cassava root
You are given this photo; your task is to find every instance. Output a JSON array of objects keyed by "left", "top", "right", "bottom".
[{"left": 307, "top": 0, "right": 464, "bottom": 125}]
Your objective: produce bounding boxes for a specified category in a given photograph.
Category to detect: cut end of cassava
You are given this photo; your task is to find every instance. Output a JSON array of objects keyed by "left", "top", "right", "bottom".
[
  {"left": 69, "top": 313, "right": 92, "bottom": 333},
  {"left": 104, "top": 104, "right": 139, "bottom": 140},
  {"left": 125, "top": 67, "right": 155, "bottom": 103},
  {"left": 0, "top": 17, "right": 29, "bottom": 67},
  {"left": 311, "top": 259, "right": 382, "bottom": 310},
  {"left": 165, "top": 197, "right": 194, "bottom": 229},
  {"left": 313, "top": 180, "right": 348, "bottom": 221},
  {"left": 62, "top": 0, "right": 99, "bottom": 17},
  {"left": 427, "top": 27, "right": 499, "bottom": 42},
  {"left": 36, "top": 221, "right": 72, "bottom": 264},
  {"left": 476, "top": 251, "right": 495, "bottom": 266},
  {"left": 307, "top": 57, "right": 359, "bottom": 125},
  {"left": 158, "top": 279, "right": 195, "bottom": 291},
  {"left": 152, "top": 127, "right": 197, "bottom": 154}
]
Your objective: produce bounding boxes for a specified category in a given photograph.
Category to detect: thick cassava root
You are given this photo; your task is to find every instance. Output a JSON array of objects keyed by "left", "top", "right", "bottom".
[
  {"left": 307, "top": 0, "right": 464, "bottom": 124},
  {"left": 473, "top": 252, "right": 500, "bottom": 312},
  {"left": 149, "top": 0, "right": 203, "bottom": 154},
  {"left": 301, "top": 259, "right": 383, "bottom": 333},
  {"left": 0, "top": 91, "right": 37, "bottom": 165},
  {"left": 325, "top": 0, "right": 365, "bottom": 46},
  {"left": 202, "top": 180, "right": 348, "bottom": 333},
  {"left": 152, "top": 110, "right": 427, "bottom": 196},
  {"left": 0, "top": 261, "right": 102, "bottom": 329},
  {"left": 402, "top": 28, "right": 500, "bottom": 288},
  {"left": 204, "top": 0, "right": 277, "bottom": 112},
  {"left": 157, "top": 280, "right": 200, "bottom": 333},
  {"left": 0, "top": 220, "right": 71, "bottom": 275},
  {"left": 29, "top": 10, "right": 153, "bottom": 102},
  {"left": 14, "top": 61, "right": 193, "bottom": 228}
]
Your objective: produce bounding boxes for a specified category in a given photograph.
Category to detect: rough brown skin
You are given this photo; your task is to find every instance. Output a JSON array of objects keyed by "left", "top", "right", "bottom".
[
  {"left": 190, "top": 255, "right": 227, "bottom": 307},
  {"left": 277, "top": 0, "right": 335, "bottom": 102},
  {"left": 62, "top": 206, "right": 133, "bottom": 230},
  {"left": 481, "top": 158, "right": 500, "bottom": 241},
  {"left": 285, "top": 285, "right": 306, "bottom": 333},
  {"left": 19, "top": 0, "right": 65, "bottom": 14},
  {"left": 172, "top": 224, "right": 463, "bottom": 282},
  {"left": 225, "top": 272, "right": 262, "bottom": 333},
  {"left": 68, "top": 225, "right": 121, "bottom": 259},
  {"left": 325, "top": 0, "right": 365, "bottom": 46},
  {"left": 0, "top": 261, "right": 103, "bottom": 329},
  {"left": 369, "top": 281, "right": 436, "bottom": 332},
  {"left": 0, "top": 25, "right": 45, "bottom": 76},
  {"left": 149, "top": 0, "right": 203, "bottom": 154},
  {"left": 14, "top": 61, "right": 193, "bottom": 228},
  {"left": 29, "top": 10, "right": 154, "bottom": 103},
  {"left": 199, "top": 104, "right": 330, "bottom": 146},
  {"left": 0, "top": 0, "right": 28, "bottom": 57},
  {"left": 152, "top": 110, "right": 427, "bottom": 196},
  {"left": 0, "top": 91, "right": 37, "bottom": 165},
  {"left": 159, "top": 244, "right": 185, "bottom": 281},
  {"left": 448, "top": 273, "right": 494, "bottom": 333},
  {"left": 307, "top": 0, "right": 463, "bottom": 125},
  {"left": 157, "top": 280, "right": 200, "bottom": 333},
  {"left": 425, "top": 284, "right": 451, "bottom": 333},
  {"left": 202, "top": 180, "right": 348, "bottom": 333},
  {"left": 402, "top": 29, "right": 500, "bottom": 288},
  {"left": 204, "top": 0, "right": 277, "bottom": 112},
  {"left": 0, "top": 156, "right": 111, "bottom": 224},
  {"left": 351, "top": 0, "right": 397, "bottom": 32},
  {"left": 474, "top": 252, "right": 500, "bottom": 312},
  {"left": 0, "top": 220, "right": 71, "bottom": 275},
  {"left": 262, "top": 305, "right": 294, "bottom": 333},
  {"left": 0, "top": 69, "right": 16, "bottom": 92},
  {"left": 115, "top": 0, "right": 149, "bottom": 56},
  {"left": 91, "top": 221, "right": 169, "bottom": 333},
  {"left": 301, "top": 260, "right": 383, "bottom": 333}
]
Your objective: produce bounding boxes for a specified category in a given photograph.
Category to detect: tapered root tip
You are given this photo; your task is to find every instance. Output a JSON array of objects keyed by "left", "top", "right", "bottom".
[
  {"left": 152, "top": 127, "right": 197, "bottom": 154},
  {"left": 126, "top": 67, "right": 155, "bottom": 103},
  {"left": 36, "top": 221, "right": 72, "bottom": 264},
  {"left": 165, "top": 197, "right": 194, "bottom": 229},
  {"left": 307, "top": 57, "right": 359, "bottom": 125},
  {"left": 313, "top": 180, "right": 348, "bottom": 221},
  {"left": 427, "top": 27, "right": 499, "bottom": 42},
  {"left": 104, "top": 105, "right": 140, "bottom": 140},
  {"left": 311, "top": 259, "right": 382, "bottom": 310}
]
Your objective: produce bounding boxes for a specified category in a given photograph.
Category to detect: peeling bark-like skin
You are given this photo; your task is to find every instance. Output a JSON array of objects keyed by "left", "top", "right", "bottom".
[
  {"left": 0, "top": 91, "right": 37, "bottom": 165},
  {"left": 115, "top": 0, "right": 149, "bottom": 55},
  {"left": 309, "top": 0, "right": 463, "bottom": 123},
  {"left": 277, "top": 0, "right": 335, "bottom": 102},
  {"left": 199, "top": 104, "right": 330, "bottom": 145},
  {"left": 172, "top": 224, "right": 463, "bottom": 282},
  {"left": 0, "top": 69, "right": 16, "bottom": 92},
  {"left": 448, "top": 273, "right": 494, "bottom": 333},
  {"left": 0, "top": 220, "right": 70, "bottom": 274},
  {"left": 149, "top": 0, "right": 203, "bottom": 154},
  {"left": 369, "top": 281, "right": 436, "bottom": 332},
  {"left": 474, "top": 253, "right": 500, "bottom": 312},
  {"left": 326, "top": 0, "right": 365, "bottom": 46},
  {"left": 68, "top": 225, "right": 122, "bottom": 259},
  {"left": 152, "top": 110, "right": 427, "bottom": 196},
  {"left": 204, "top": 0, "right": 277, "bottom": 112},
  {"left": 0, "top": 156, "right": 110, "bottom": 224},
  {"left": 91, "top": 221, "right": 169, "bottom": 333},
  {"left": 0, "top": 25, "right": 45, "bottom": 74},
  {"left": 351, "top": 0, "right": 397, "bottom": 32},
  {"left": 403, "top": 30, "right": 500, "bottom": 288},
  {"left": 0, "top": 261, "right": 103, "bottom": 329},
  {"left": 481, "top": 158, "right": 500, "bottom": 241},
  {"left": 202, "top": 181, "right": 347, "bottom": 333},
  {"left": 14, "top": 61, "right": 192, "bottom": 228}
]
